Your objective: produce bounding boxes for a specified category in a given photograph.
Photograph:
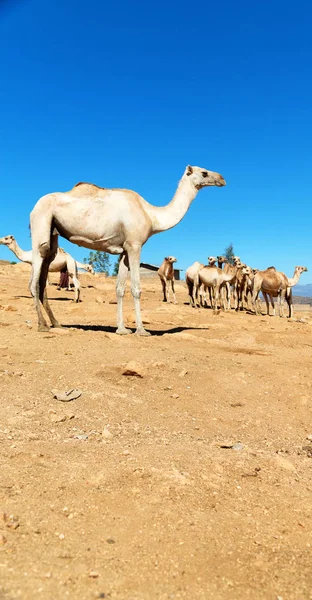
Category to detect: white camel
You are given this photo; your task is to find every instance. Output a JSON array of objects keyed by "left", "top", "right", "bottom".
[
  {"left": 29, "top": 165, "right": 226, "bottom": 334},
  {"left": 76, "top": 261, "right": 95, "bottom": 274},
  {"left": 0, "top": 235, "right": 81, "bottom": 302}
]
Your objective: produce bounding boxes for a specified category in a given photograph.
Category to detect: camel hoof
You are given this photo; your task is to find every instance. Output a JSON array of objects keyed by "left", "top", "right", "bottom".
[
  {"left": 116, "top": 327, "right": 133, "bottom": 335},
  {"left": 51, "top": 322, "right": 63, "bottom": 329},
  {"left": 135, "top": 328, "right": 151, "bottom": 337},
  {"left": 38, "top": 324, "right": 50, "bottom": 332}
]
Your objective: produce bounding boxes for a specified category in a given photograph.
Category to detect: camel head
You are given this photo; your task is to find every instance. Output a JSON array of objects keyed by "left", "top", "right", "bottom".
[
  {"left": 165, "top": 256, "right": 177, "bottom": 264},
  {"left": 233, "top": 256, "right": 241, "bottom": 266},
  {"left": 295, "top": 266, "right": 308, "bottom": 275},
  {"left": 208, "top": 256, "right": 217, "bottom": 265},
  {"left": 241, "top": 266, "right": 253, "bottom": 277},
  {"left": 86, "top": 263, "right": 95, "bottom": 274},
  {"left": 217, "top": 255, "right": 228, "bottom": 264},
  {"left": 185, "top": 165, "right": 226, "bottom": 190},
  {"left": 0, "top": 235, "right": 15, "bottom": 247}
]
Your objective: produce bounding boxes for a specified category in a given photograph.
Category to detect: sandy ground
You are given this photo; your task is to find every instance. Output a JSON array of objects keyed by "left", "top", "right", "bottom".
[{"left": 0, "top": 263, "right": 312, "bottom": 600}]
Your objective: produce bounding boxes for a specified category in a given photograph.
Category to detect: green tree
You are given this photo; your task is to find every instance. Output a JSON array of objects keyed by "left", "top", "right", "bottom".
[
  {"left": 224, "top": 243, "right": 235, "bottom": 265},
  {"left": 84, "top": 251, "right": 111, "bottom": 275},
  {"left": 112, "top": 257, "right": 121, "bottom": 276}
]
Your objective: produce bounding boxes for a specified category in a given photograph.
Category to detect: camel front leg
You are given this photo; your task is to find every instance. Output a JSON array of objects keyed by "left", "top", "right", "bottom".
[
  {"left": 166, "top": 279, "right": 171, "bottom": 303},
  {"left": 116, "top": 252, "right": 132, "bottom": 335},
  {"left": 127, "top": 246, "right": 150, "bottom": 336},
  {"left": 171, "top": 279, "right": 177, "bottom": 304},
  {"left": 160, "top": 278, "right": 167, "bottom": 302}
]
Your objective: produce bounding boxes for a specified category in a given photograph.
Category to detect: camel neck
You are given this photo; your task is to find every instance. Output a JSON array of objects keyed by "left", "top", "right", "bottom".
[
  {"left": 9, "top": 241, "right": 32, "bottom": 264},
  {"left": 147, "top": 176, "right": 198, "bottom": 234},
  {"left": 287, "top": 268, "right": 301, "bottom": 287}
]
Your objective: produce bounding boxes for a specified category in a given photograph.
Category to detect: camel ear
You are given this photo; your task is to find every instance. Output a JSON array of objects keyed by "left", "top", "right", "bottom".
[
  {"left": 186, "top": 165, "right": 193, "bottom": 176},
  {"left": 165, "top": 257, "right": 169, "bottom": 261}
]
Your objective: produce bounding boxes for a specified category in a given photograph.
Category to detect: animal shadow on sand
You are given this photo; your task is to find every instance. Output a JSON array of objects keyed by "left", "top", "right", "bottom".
[{"left": 64, "top": 324, "right": 210, "bottom": 336}]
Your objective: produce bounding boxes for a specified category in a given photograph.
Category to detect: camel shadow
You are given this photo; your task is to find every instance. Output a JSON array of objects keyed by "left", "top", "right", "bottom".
[
  {"left": 14, "top": 295, "right": 72, "bottom": 302},
  {"left": 64, "top": 324, "right": 210, "bottom": 336}
]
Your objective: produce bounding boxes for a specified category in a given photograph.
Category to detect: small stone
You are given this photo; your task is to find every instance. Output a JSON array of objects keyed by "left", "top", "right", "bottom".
[
  {"left": 106, "top": 538, "right": 115, "bottom": 544},
  {"left": 0, "top": 345, "right": 8, "bottom": 350},
  {"left": 0, "top": 534, "right": 7, "bottom": 545},
  {"left": 6, "top": 514, "right": 20, "bottom": 529},
  {"left": 109, "top": 299, "right": 117, "bottom": 304},
  {"left": 96, "top": 296, "right": 105, "bottom": 304},
  {"left": 122, "top": 361, "right": 144, "bottom": 378},
  {"left": 53, "top": 415, "right": 67, "bottom": 424},
  {"left": 171, "top": 394, "right": 179, "bottom": 399},
  {"left": 178, "top": 369, "right": 188, "bottom": 377},
  {"left": 306, "top": 435, "right": 312, "bottom": 441},
  {"left": 232, "top": 443, "right": 244, "bottom": 451},
  {"left": 88, "top": 570, "right": 99, "bottom": 578},
  {"left": 123, "top": 449, "right": 130, "bottom": 456},
  {"left": 59, "top": 533, "right": 65, "bottom": 540},
  {"left": 73, "top": 434, "right": 88, "bottom": 441},
  {"left": 102, "top": 427, "right": 113, "bottom": 440}
]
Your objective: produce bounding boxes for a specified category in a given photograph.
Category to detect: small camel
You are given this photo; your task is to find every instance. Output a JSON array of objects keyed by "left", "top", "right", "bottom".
[
  {"left": 185, "top": 257, "right": 216, "bottom": 307},
  {"left": 252, "top": 265, "right": 308, "bottom": 317},
  {"left": 29, "top": 165, "right": 225, "bottom": 334},
  {"left": 185, "top": 261, "right": 204, "bottom": 306},
  {"left": 0, "top": 235, "right": 81, "bottom": 302},
  {"left": 158, "top": 256, "right": 177, "bottom": 303},
  {"left": 194, "top": 266, "right": 235, "bottom": 310}
]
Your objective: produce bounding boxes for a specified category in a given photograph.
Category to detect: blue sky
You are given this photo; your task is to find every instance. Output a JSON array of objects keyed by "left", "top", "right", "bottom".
[{"left": 0, "top": 0, "right": 311, "bottom": 281}]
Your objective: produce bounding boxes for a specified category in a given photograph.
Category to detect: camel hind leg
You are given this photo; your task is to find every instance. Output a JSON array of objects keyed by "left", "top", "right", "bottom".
[{"left": 30, "top": 233, "right": 60, "bottom": 331}]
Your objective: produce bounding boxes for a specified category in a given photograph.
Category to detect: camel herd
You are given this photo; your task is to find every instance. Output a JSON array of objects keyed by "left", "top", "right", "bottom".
[
  {"left": 0, "top": 164, "right": 308, "bottom": 333},
  {"left": 182, "top": 256, "right": 307, "bottom": 318}
]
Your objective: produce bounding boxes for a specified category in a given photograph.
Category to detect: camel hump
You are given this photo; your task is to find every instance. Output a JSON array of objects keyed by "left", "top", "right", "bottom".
[
  {"left": 71, "top": 182, "right": 107, "bottom": 193},
  {"left": 267, "top": 266, "right": 276, "bottom": 271}
]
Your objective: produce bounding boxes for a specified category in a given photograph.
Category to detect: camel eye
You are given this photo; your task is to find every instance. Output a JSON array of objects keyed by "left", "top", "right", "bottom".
[{"left": 202, "top": 171, "right": 208, "bottom": 178}]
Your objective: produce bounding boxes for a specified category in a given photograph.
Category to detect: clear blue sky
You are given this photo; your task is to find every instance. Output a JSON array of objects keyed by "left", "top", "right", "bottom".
[{"left": 0, "top": 0, "right": 311, "bottom": 281}]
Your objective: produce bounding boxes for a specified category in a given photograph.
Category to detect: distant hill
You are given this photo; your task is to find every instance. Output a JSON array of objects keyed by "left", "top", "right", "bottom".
[
  {"left": 292, "top": 284, "right": 312, "bottom": 297},
  {"left": 293, "top": 295, "right": 312, "bottom": 305}
]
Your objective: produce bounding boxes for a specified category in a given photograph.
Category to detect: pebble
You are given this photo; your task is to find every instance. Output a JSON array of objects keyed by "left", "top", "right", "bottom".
[
  {"left": 306, "top": 435, "right": 312, "bottom": 441},
  {"left": 102, "top": 427, "right": 113, "bottom": 440},
  {"left": 122, "top": 361, "right": 144, "bottom": 378},
  {"left": 89, "top": 571, "right": 99, "bottom": 578},
  {"left": 171, "top": 394, "right": 179, "bottom": 399},
  {"left": 232, "top": 443, "right": 244, "bottom": 451},
  {"left": 95, "top": 296, "right": 105, "bottom": 304},
  {"left": 0, "top": 534, "right": 7, "bottom": 545},
  {"left": 178, "top": 369, "right": 188, "bottom": 377}
]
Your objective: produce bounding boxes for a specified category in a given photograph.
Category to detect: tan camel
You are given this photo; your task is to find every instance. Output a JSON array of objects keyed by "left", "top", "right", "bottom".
[
  {"left": 29, "top": 165, "right": 226, "bottom": 334},
  {"left": 235, "top": 265, "right": 253, "bottom": 311},
  {"left": 158, "top": 256, "right": 177, "bottom": 303},
  {"left": 222, "top": 261, "right": 244, "bottom": 310},
  {"left": 217, "top": 255, "right": 228, "bottom": 269},
  {"left": 0, "top": 235, "right": 81, "bottom": 302},
  {"left": 252, "top": 266, "right": 308, "bottom": 317}
]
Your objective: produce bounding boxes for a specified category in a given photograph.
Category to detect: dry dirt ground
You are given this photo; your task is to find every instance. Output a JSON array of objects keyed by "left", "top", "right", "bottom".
[{"left": 0, "top": 263, "right": 312, "bottom": 600}]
